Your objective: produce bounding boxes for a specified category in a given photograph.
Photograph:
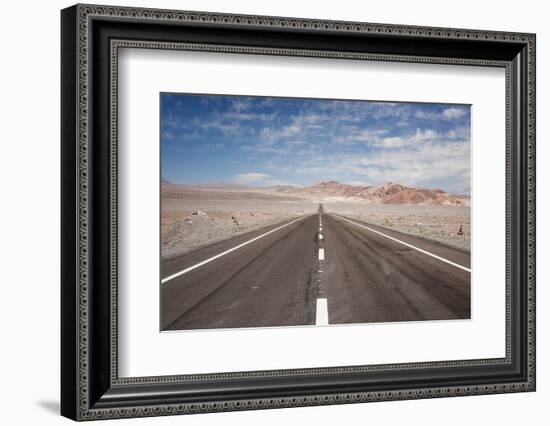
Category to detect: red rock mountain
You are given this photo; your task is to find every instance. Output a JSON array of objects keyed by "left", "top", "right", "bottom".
[{"left": 267, "top": 181, "right": 470, "bottom": 206}]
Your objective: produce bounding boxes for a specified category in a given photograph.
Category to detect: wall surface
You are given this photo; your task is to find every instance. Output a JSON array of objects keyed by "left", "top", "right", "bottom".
[{"left": 0, "top": 0, "right": 547, "bottom": 424}]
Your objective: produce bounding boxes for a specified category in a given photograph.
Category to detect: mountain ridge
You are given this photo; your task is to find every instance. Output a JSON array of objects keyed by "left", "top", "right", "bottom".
[
  {"left": 162, "top": 180, "right": 470, "bottom": 206},
  {"left": 265, "top": 180, "right": 470, "bottom": 206}
]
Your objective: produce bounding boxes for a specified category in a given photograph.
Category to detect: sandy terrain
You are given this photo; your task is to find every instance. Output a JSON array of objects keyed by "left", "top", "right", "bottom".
[
  {"left": 161, "top": 185, "right": 317, "bottom": 259},
  {"left": 324, "top": 202, "right": 470, "bottom": 252},
  {"left": 162, "top": 184, "right": 470, "bottom": 259}
]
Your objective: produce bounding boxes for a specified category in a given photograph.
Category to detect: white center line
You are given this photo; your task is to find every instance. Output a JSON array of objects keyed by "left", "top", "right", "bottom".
[
  {"left": 161, "top": 215, "right": 308, "bottom": 284},
  {"left": 334, "top": 215, "right": 471, "bottom": 273},
  {"left": 318, "top": 248, "right": 325, "bottom": 260},
  {"left": 315, "top": 298, "right": 329, "bottom": 325}
]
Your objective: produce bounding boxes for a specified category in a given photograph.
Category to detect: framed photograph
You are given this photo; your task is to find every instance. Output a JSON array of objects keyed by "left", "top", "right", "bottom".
[
  {"left": 159, "top": 94, "right": 472, "bottom": 332},
  {"left": 61, "top": 4, "right": 536, "bottom": 421}
]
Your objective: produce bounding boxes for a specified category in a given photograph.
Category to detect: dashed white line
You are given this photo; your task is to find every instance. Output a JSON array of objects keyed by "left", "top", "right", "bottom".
[
  {"left": 161, "top": 215, "right": 308, "bottom": 284},
  {"left": 317, "top": 210, "right": 329, "bottom": 325},
  {"left": 315, "top": 298, "right": 329, "bottom": 325},
  {"left": 334, "top": 215, "right": 471, "bottom": 273}
]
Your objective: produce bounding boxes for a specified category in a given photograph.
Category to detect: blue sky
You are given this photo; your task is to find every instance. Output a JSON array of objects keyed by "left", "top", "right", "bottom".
[{"left": 161, "top": 94, "right": 471, "bottom": 194}]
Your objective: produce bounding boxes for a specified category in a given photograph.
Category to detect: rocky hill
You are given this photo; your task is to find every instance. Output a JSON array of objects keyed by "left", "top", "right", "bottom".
[{"left": 267, "top": 181, "right": 470, "bottom": 206}]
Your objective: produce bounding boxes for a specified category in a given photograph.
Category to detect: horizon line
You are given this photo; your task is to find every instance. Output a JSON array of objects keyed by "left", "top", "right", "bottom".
[{"left": 161, "top": 179, "right": 471, "bottom": 196}]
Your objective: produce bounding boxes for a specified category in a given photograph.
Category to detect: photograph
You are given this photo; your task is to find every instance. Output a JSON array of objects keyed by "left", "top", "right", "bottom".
[
  {"left": 160, "top": 94, "right": 472, "bottom": 331},
  {"left": 58, "top": 3, "right": 536, "bottom": 420}
]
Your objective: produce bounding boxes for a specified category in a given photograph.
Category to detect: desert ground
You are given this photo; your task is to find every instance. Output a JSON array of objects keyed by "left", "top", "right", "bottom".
[
  {"left": 161, "top": 183, "right": 470, "bottom": 260},
  {"left": 161, "top": 185, "right": 317, "bottom": 260},
  {"left": 324, "top": 202, "right": 470, "bottom": 252}
]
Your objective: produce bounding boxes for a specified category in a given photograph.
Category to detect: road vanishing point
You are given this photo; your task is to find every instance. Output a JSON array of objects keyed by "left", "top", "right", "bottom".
[{"left": 161, "top": 205, "right": 471, "bottom": 331}]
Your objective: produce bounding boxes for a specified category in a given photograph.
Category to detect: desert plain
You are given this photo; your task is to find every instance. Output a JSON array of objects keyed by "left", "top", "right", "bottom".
[{"left": 161, "top": 181, "right": 470, "bottom": 260}]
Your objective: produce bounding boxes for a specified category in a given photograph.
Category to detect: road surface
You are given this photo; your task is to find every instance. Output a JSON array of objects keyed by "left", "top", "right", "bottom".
[{"left": 161, "top": 208, "right": 470, "bottom": 331}]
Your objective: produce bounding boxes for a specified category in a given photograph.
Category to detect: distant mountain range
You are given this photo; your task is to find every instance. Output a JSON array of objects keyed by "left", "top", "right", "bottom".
[
  {"left": 265, "top": 181, "right": 470, "bottom": 206},
  {"left": 163, "top": 180, "right": 470, "bottom": 206}
]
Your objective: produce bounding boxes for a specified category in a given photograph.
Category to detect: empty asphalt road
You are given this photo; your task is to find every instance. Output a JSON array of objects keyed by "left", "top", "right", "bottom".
[{"left": 161, "top": 209, "right": 470, "bottom": 331}]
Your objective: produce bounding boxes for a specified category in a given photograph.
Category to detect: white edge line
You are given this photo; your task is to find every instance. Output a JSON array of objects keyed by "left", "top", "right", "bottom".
[
  {"left": 334, "top": 215, "right": 471, "bottom": 273},
  {"left": 315, "top": 298, "right": 329, "bottom": 325},
  {"left": 162, "top": 215, "right": 308, "bottom": 284}
]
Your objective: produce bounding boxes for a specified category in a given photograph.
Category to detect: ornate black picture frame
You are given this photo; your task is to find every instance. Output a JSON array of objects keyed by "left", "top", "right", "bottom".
[{"left": 61, "top": 4, "right": 536, "bottom": 421}]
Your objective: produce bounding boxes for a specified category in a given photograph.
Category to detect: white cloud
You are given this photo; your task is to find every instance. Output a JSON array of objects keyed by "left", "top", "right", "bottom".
[
  {"left": 414, "top": 107, "right": 469, "bottom": 121},
  {"left": 233, "top": 173, "right": 270, "bottom": 185},
  {"left": 446, "top": 126, "right": 470, "bottom": 139},
  {"left": 414, "top": 110, "right": 438, "bottom": 120},
  {"left": 334, "top": 128, "right": 388, "bottom": 145},
  {"left": 231, "top": 98, "right": 252, "bottom": 112},
  {"left": 258, "top": 113, "right": 328, "bottom": 143},
  {"left": 279, "top": 114, "right": 325, "bottom": 137},
  {"left": 285, "top": 140, "right": 306, "bottom": 147},
  {"left": 284, "top": 138, "right": 470, "bottom": 192},
  {"left": 372, "top": 128, "right": 438, "bottom": 149},
  {"left": 281, "top": 123, "right": 302, "bottom": 137},
  {"left": 222, "top": 111, "right": 277, "bottom": 122},
  {"left": 232, "top": 172, "right": 292, "bottom": 187},
  {"left": 345, "top": 140, "right": 470, "bottom": 191},
  {"left": 259, "top": 127, "right": 277, "bottom": 145},
  {"left": 187, "top": 117, "right": 242, "bottom": 136},
  {"left": 442, "top": 107, "right": 467, "bottom": 120}
]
